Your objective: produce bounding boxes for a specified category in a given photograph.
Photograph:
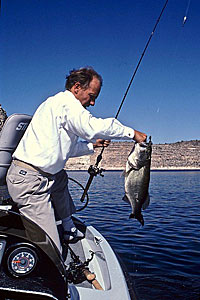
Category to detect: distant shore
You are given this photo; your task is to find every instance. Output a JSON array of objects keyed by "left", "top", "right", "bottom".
[
  {"left": 151, "top": 167, "right": 200, "bottom": 170},
  {"left": 67, "top": 168, "right": 200, "bottom": 172},
  {"left": 66, "top": 140, "right": 200, "bottom": 171}
]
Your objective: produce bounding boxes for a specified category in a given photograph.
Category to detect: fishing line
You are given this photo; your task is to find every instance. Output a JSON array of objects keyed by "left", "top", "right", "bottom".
[
  {"left": 115, "top": 0, "right": 168, "bottom": 119},
  {"left": 171, "top": 0, "right": 191, "bottom": 69},
  {"left": 96, "top": 0, "right": 169, "bottom": 164},
  {"left": 183, "top": 0, "right": 191, "bottom": 26},
  {"left": 80, "top": 0, "right": 169, "bottom": 206}
]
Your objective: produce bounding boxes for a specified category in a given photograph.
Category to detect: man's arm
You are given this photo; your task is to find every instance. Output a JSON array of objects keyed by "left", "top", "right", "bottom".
[{"left": 93, "top": 130, "right": 147, "bottom": 149}]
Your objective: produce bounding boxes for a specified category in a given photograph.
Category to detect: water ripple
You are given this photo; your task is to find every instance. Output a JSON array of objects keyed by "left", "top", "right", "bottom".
[{"left": 68, "top": 170, "right": 200, "bottom": 299}]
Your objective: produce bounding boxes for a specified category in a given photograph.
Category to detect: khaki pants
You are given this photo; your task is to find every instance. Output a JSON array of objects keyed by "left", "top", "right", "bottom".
[{"left": 6, "top": 161, "right": 76, "bottom": 252}]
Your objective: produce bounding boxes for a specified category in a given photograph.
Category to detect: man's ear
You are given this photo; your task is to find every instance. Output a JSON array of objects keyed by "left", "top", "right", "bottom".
[{"left": 74, "top": 82, "right": 81, "bottom": 94}]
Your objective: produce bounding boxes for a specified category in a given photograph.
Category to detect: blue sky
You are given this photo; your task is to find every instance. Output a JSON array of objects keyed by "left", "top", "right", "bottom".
[{"left": 0, "top": 0, "right": 199, "bottom": 144}]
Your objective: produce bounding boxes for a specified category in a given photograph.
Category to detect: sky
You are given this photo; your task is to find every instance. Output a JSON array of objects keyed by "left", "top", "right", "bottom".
[{"left": 0, "top": 0, "right": 199, "bottom": 144}]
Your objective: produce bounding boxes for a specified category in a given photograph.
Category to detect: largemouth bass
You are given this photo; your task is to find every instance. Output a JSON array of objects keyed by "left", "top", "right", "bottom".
[{"left": 123, "top": 138, "right": 152, "bottom": 226}]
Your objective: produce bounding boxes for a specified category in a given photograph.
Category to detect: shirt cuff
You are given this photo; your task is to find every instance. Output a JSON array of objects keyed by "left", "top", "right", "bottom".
[
  {"left": 88, "top": 142, "right": 94, "bottom": 152},
  {"left": 123, "top": 127, "right": 135, "bottom": 139}
]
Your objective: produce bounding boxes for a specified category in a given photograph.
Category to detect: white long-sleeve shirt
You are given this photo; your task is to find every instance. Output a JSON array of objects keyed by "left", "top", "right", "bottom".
[{"left": 13, "top": 90, "right": 135, "bottom": 174}]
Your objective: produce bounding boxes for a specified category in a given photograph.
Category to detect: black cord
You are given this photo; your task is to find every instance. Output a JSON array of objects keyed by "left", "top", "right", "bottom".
[{"left": 68, "top": 177, "right": 89, "bottom": 212}]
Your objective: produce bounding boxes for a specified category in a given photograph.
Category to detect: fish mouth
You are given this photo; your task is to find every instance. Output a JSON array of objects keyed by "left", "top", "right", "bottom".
[{"left": 129, "top": 213, "right": 144, "bottom": 226}]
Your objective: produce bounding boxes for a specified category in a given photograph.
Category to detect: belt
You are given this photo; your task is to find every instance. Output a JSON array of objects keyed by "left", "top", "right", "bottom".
[{"left": 13, "top": 159, "right": 53, "bottom": 177}]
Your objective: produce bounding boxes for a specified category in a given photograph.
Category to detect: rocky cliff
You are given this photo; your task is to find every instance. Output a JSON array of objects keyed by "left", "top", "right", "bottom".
[
  {"left": 65, "top": 140, "right": 200, "bottom": 170},
  {"left": 1, "top": 105, "right": 199, "bottom": 171}
]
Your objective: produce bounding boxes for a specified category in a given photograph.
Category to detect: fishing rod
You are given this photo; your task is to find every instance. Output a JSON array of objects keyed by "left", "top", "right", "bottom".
[{"left": 80, "top": 0, "right": 169, "bottom": 204}]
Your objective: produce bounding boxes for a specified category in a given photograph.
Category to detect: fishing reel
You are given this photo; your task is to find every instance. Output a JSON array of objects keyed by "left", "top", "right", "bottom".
[
  {"left": 67, "top": 248, "right": 95, "bottom": 284},
  {"left": 88, "top": 165, "right": 105, "bottom": 177},
  {"left": 78, "top": 151, "right": 105, "bottom": 205}
]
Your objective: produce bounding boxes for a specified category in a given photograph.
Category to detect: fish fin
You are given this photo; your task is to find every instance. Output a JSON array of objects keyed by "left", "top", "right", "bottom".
[
  {"left": 129, "top": 213, "right": 144, "bottom": 226},
  {"left": 142, "top": 193, "right": 150, "bottom": 210},
  {"left": 122, "top": 195, "right": 130, "bottom": 204}
]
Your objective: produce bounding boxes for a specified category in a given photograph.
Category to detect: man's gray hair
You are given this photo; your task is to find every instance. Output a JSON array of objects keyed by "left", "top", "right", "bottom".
[{"left": 65, "top": 67, "right": 103, "bottom": 90}]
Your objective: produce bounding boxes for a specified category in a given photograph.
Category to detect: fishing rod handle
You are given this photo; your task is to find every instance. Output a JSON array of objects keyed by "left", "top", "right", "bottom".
[
  {"left": 80, "top": 174, "right": 94, "bottom": 202},
  {"left": 83, "top": 269, "right": 103, "bottom": 290}
]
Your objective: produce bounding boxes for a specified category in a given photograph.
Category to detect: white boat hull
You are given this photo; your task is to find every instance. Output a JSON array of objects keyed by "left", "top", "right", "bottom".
[{"left": 67, "top": 224, "right": 133, "bottom": 299}]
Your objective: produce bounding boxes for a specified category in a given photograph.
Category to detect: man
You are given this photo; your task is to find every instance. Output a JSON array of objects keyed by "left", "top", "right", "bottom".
[{"left": 6, "top": 67, "right": 146, "bottom": 253}]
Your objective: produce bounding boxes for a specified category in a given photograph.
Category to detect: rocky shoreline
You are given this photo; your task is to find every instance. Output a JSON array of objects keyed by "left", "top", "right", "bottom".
[
  {"left": 0, "top": 105, "right": 199, "bottom": 171},
  {"left": 66, "top": 140, "right": 200, "bottom": 171}
]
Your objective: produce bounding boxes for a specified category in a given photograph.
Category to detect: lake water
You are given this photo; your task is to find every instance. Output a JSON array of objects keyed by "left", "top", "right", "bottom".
[{"left": 68, "top": 170, "right": 200, "bottom": 300}]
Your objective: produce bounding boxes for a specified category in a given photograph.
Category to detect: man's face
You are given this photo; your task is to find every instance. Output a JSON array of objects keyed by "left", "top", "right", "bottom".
[{"left": 73, "top": 77, "right": 101, "bottom": 108}]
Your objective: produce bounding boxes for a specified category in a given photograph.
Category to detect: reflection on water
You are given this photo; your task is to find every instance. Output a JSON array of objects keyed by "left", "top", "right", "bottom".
[{"left": 68, "top": 170, "right": 200, "bottom": 300}]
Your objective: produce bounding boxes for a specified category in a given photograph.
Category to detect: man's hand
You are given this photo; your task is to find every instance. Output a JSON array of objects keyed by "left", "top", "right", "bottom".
[
  {"left": 93, "top": 139, "right": 110, "bottom": 148},
  {"left": 133, "top": 130, "right": 147, "bottom": 143}
]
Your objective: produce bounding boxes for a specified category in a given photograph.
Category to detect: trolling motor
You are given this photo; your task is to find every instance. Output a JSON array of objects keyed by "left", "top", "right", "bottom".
[{"left": 66, "top": 245, "right": 103, "bottom": 290}]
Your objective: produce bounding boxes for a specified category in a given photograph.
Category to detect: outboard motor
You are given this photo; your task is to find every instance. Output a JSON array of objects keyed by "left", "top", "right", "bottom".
[
  {"left": 0, "top": 113, "right": 32, "bottom": 186},
  {"left": 0, "top": 114, "right": 68, "bottom": 300},
  {"left": 0, "top": 114, "right": 32, "bottom": 204}
]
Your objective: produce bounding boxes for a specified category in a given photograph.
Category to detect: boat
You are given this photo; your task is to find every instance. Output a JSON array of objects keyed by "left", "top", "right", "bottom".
[{"left": 0, "top": 113, "right": 137, "bottom": 300}]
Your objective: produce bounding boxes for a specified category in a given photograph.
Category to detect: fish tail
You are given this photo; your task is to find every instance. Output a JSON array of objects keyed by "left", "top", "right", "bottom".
[{"left": 129, "top": 213, "right": 144, "bottom": 226}]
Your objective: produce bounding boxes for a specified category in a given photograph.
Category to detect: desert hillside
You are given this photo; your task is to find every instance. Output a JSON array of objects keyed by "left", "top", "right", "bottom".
[{"left": 65, "top": 140, "right": 200, "bottom": 170}]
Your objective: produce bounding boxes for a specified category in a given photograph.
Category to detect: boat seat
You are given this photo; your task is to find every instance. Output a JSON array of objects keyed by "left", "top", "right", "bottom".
[{"left": 0, "top": 114, "right": 32, "bottom": 201}]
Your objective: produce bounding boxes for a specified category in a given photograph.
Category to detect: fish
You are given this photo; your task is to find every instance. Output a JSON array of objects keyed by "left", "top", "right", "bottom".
[{"left": 123, "top": 137, "right": 152, "bottom": 226}]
